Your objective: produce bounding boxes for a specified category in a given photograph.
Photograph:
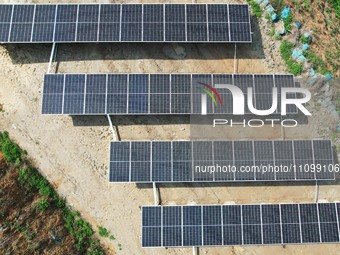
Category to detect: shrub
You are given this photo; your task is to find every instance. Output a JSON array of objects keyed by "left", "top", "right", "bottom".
[
  {"left": 0, "top": 131, "right": 26, "bottom": 163},
  {"left": 282, "top": 12, "right": 293, "bottom": 31},
  {"left": 36, "top": 198, "right": 49, "bottom": 212},
  {"left": 279, "top": 40, "right": 303, "bottom": 75},
  {"left": 86, "top": 239, "right": 105, "bottom": 255},
  {"left": 269, "top": 27, "right": 276, "bottom": 36},
  {"left": 98, "top": 226, "right": 109, "bottom": 237},
  {"left": 247, "top": 0, "right": 262, "bottom": 18},
  {"left": 18, "top": 167, "right": 52, "bottom": 197},
  {"left": 303, "top": 50, "right": 331, "bottom": 75},
  {"left": 300, "top": 36, "right": 311, "bottom": 44}
]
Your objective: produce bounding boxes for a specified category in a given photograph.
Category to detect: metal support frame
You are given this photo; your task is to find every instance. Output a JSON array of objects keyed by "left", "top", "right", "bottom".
[
  {"left": 107, "top": 114, "right": 117, "bottom": 141},
  {"left": 233, "top": 43, "right": 237, "bottom": 74},
  {"left": 47, "top": 43, "right": 56, "bottom": 74},
  {"left": 153, "top": 182, "right": 159, "bottom": 205}
]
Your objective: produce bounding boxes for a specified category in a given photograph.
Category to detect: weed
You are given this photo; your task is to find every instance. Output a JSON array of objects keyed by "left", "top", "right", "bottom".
[
  {"left": 279, "top": 40, "right": 303, "bottom": 75},
  {"left": 271, "top": 0, "right": 285, "bottom": 11},
  {"left": 36, "top": 198, "right": 49, "bottom": 212},
  {"left": 86, "top": 239, "right": 105, "bottom": 255},
  {"left": 300, "top": 36, "right": 311, "bottom": 44},
  {"left": 269, "top": 27, "right": 275, "bottom": 36},
  {"left": 98, "top": 226, "right": 110, "bottom": 237},
  {"left": 265, "top": 13, "right": 271, "bottom": 21},
  {"left": 247, "top": 0, "right": 262, "bottom": 18},
  {"left": 282, "top": 12, "right": 293, "bottom": 31},
  {"left": 118, "top": 243, "right": 123, "bottom": 251},
  {"left": 0, "top": 132, "right": 26, "bottom": 163},
  {"left": 303, "top": 50, "right": 331, "bottom": 75}
]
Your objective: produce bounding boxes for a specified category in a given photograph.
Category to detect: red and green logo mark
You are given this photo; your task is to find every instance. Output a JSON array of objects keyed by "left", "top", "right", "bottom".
[{"left": 196, "top": 82, "right": 223, "bottom": 106}]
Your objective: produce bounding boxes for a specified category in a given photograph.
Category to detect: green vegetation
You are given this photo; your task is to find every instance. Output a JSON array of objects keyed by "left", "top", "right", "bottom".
[
  {"left": 279, "top": 40, "right": 303, "bottom": 75},
  {"left": 282, "top": 12, "right": 293, "bottom": 31},
  {"left": 303, "top": 50, "right": 330, "bottom": 75},
  {"left": 0, "top": 131, "right": 26, "bottom": 163},
  {"left": 269, "top": 27, "right": 275, "bottom": 37},
  {"left": 247, "top": 0, "right": 262, "bottom": 18},
  {"left": 271, "top": 0, "right": 285, "bottom": 11},
  {"left": 326, "top": 50, "right": 339, "bottom": 73},
  {"left": 265, "top": 13, "right": 271, "bottom": 21},
  {"left": 329, "top": 0, "right": 340, "bottom": 20},
  {"left": 98, "top": 226, "right": 116, "bottom": 240},
  {"left": 36, "top": 198, "right": 49, "bottom": 212},
  {"left": 0, "top": 131, "right": 106, "bottom": 254},
  {"left": 300, "top": 36, "right": 311, "bottom": 44}
]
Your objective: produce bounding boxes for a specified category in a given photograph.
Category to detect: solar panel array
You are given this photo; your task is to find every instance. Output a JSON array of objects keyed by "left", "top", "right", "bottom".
[
  {"left": 0, "top": 4, "right": 251, "bottom": 43},
  {"left": 109, "top": 140, "right": 335, "bottom": 183},
  {"left": 42, "top": 73, "right": 297, "bottom": 115},
  {"left": 142, "top": 203, "right": 340, "bottom": 247}
]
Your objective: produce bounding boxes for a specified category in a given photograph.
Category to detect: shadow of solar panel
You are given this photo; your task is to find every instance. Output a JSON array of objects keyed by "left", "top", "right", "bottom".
[
  {"left": 165, "top": 23, "right": 186, "bottom": 41},
  {"left": 100, "top": 4, "right": 121, "bottom": 23},
  {"left": 263, "top": 224, "right": 281, "bottom": 244},
  {"left": 42, "top": 94, "right": 63, "bottom": 114},
  {"left": 243, "top": 224, "right": 262, "bottom": 244},
  {"left": 143, "top": 23, "right": 163, "bottom": 42},
  {"left": 85, "top": 94, "right": 105, "bottom": 114},
  {"left": 0, "top": 5, "right": 13, "bottom": 22},
  {"left": 187, "top": 23, "right": 207, "bottom": 41},
  {"left": 150, "top": 94, "right": 170, "bottom": 113},
  {"left": 107, "top": 74, "right": 127, "bottom": 93},
  {"left": 56, "top": 5, "right": 78, "bottom": 22},
  {"left": 121, "top": 4, "right": 142, "bottom": 23},
  {"left": 128, "top": 94, "right": 148, "bottom": 114},
  {"left": 12, "top": 5, "right": 34, "bottom": 23},
  {"left": 78, "top": 4, "right": 99, "bottom": 23},
  {"left": 106, "top": 94, "right": 127, "bottom": 114},
  {"left": 208, "top": 23, "right": 229, "bottom": 41},
  {"left": 228, "top": 4, "right": 249, "bottom": 23},
  {"left": 142, "top": 227, "right": 162, "bottom": 247},
  {"left": 229, "top": 22, "right": 251, "bottom": 42},
  {"left": 98, "top": 23, "right": 120, "bottom": 41},
  {"left": 0, "top": 24, "right": 10, "bottom": 42},
  {"left": 63, "top": 94, "right": 84, "bottom": 114},
  {"left": 121, "top": 22, "right": 143, "bottom": 41},
  {"left": 186, "top": 4, "right": 207, "bottom": 23},
  {"left": 77, "top": 23, "right": 98, "bottom": 41},
  {"left": 143, "top": 4, "right": 163, "bottom": 22},
  {"left": 207, "top": 4, "right": 229, "bottom": 22},
  {"left": 44, "top": 74, "right": 64, "bottom": 93},
  {"left": 224, "top": 225, "right": 242, "bottom": 245},
  {"left": 171, "top": 74, "right": 191, "bottom": 94},
  {"left": 10, "top": 23, "right": 32, "bottom": 42},
  {"left": 165, "top": 4, "right": 185, "bottom": 23},
  {"left": 32, "top": 23, "right": 54, "bottom": 42},
  {"left": 34, "top": 5, "right": 56, "bottom": 22},
  {"left": 109, "top": 162, "right": 129, "bottom": 182},
  {"left": 150, "top": 74, "right": 170, "bottom": 93},
  {"left": 54, "top": 22, "right": 76, "bottom": 42}
]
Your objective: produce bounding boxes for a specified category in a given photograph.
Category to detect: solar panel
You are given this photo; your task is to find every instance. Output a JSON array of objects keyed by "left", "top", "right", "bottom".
[
  {"left": 142, "top": 203, "right": 340, "bottom": 247},
  {"left": 42, "top": 74, "right": 297, "bottom": 115},
  {"left": 109, "top": 140, "right": 335, "bottom": 183},
  {"left": 0, "top": 4, "right": 252, "bottom": 43}
]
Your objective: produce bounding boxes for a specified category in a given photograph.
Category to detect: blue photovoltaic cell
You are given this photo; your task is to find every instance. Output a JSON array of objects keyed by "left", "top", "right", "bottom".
[
  {"left": 208, "top": 23, "right": 229, "bottom": 41},
  {"left": 230, "top": 22, "right": 251, "bottom": 42},
  {"left": 54, "top": 23, "right": 76, "bottom": 42},
  {"left": 121, "top": 22, "right": 142, "bottom": 41},
  {"left": 64, "top": 75, "right": 85, "bottom": 93},
  {"left": 0, "top": 5, "right": 13, "bottom": 22},
  {"left": 165, "top": 23, "right": 186, "bottom": 41},
  {"left": 121, "top": 4, "right": 142, "bottom": 23},
  {"left": 34, "top": 5, "right": 56, "bottom": 22},
  {"left": 12, "top": 5, "right": 34, "bottom": 23},
  {"left": 186, "top": 4, "right": 207, "bottom": 23},
  {"left": 208, "top": 4, "right": 229, "bottom": 22},
  {"left": 107, "top": 94, "right": 127, "bottom": 114},
  {"left": 228, "top": 4, "right": 249, "bottom": 23},
  {"left": 143, "top": 4, "right": 163, "bottom": 22},
  {"left": 10, "top": 23, "right": 32, "bottom": 42},
  {"left": 143, "top": 23, "right": 163, "bottom": 41},
  {"left": 77, "top": 23, "right": 98, "bottom": 41},
  {"left": 165, "top": 4, "right": 185, "bottom": 23},
  {"left": 98, "top": 23, "right": 120, "bottom": 41},
  {"left": 100, "top": 4, "right": 121, "bottom": 22},
  {"left": 0, "top": 23, "right": 10, "bottom": 42},
  {"left": 187, "top": 23, "right": 207, "bottom": 41},
  {"left": 56, "top": 5, "right": 78, "bottom": 22},
  {"left": 78, "top": 4, "right": 99, "bottom": 23},
  {"left": 32, "top": 23, "right": 55, "bottom": 42},
  {"left": 44, "top": 74, "right": 64, "bottom": 94},
  {"left": 142, "top": 203, "right": 340, "bottom": 247},
  {"left": 129, "top": 74, "right": 148, "bottom": 94},
  {"left": 42, "top": 94, "right": 63, "bottom": 114}
]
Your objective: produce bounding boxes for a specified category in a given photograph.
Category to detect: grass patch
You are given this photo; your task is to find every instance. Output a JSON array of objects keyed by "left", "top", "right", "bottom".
[
  {"left": 0, "top": 131, "right": 26, "bottom": 163},
  {"left": 98, "top": 226, "right": 116, "bottom": 240},
  {"left": 303, "top": 50, "right": 331, "bottom": 75},
  {"left": 0, "top": 131, "right": 107, "bottom": 254},
  {"left": 271, "top": 0, "right": 285, "bottom": 11},
  {"left": 282, "top": 12, "right": 293, "bottom": 31},
  {"left": 279, "top": 40, "right": 303, "bottom": 75},
  {"left": 247, "top": 0, "right": 262, "bottom": 18},
  {"left": 329, "top": 0, "right": 340, "bottom": 20},
  {"left": 269, "top": 27, "right": 275, "bottom": 36},
  {"left": 300, "top": 36, "right": 311, "bottom": 44}
]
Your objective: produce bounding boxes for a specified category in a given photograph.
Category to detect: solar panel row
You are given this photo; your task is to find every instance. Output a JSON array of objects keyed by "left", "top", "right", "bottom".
[
  {"left": 109, "top": 140, "right": 335, "bottom": 182},
  {"left": 0, "top": 4, "right": 251, "bottom": 43},
  {"left": 42, "top": 73, "right": 297, "bottom": 115},
  {"left": 142, "top": 203, "right": 340, "bottom": 247}
]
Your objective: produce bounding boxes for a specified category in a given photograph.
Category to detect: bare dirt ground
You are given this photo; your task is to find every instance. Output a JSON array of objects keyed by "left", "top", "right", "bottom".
[{"left": 0, "top": 0, "right": 340, "bottom": 255}]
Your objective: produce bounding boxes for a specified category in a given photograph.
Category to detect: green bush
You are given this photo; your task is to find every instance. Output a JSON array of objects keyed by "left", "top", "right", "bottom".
[
  {"left": 282, "top": 12, "right": 293, "bottom": 31},
  {"left": 98, "top": 226, "right": 109, "bottom": 237},
  {"left": 36, "top": 198, "right": 49, "bottom": 212},
  {"left": 86, "top": 239, "right": 105, "bottom": 255},
  {"left": 271, "top": 0, "right": 285, "bottom": 11},
  {"left": 300, "top": 36, "right": 311, "bottom": 44},
  {"left": 269, "top": 27, "right": 276, "bottom": 36},
  {"left": 0, "top": 131, "right": 26, "bottom": 163},
  {"left": 247, "top": 0, "right": 262, "bottom": 18},
  {"left": 18, "top": 167, "right": 52, "bottom": 197},
  {"left": 303, "top": 50, "right": 330, "bottom": 75},
  {"left": 329, "top": 0, "right": 340, "bottom": 20},
  {"left": 279, "top": 40, "right": 303, "bottom": 75}
]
